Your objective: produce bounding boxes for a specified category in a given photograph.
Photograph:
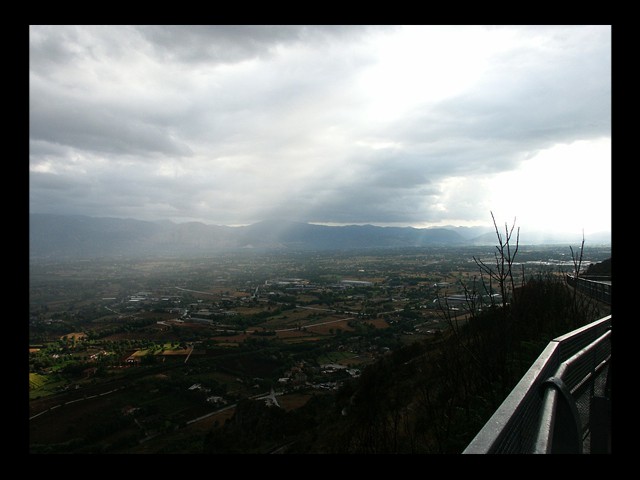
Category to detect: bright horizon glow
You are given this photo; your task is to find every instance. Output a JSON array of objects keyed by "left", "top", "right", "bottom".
[
  {"left": 312, "top": 137, "right": 611, "bottom": 239},
  {"left": 485, "top": 138, "right": 611, "bottom": 236}
]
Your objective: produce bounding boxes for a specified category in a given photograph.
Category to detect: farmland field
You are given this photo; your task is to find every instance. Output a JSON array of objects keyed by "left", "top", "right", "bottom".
[
  {"left": 29, "top": 373, "right": 47, "bottom": 390},
  {"left": 277, "top": 393, "right": 313, "bottom": 411},
  {"left": 29, "top": 373, "right": 68, "bottom": 400}
]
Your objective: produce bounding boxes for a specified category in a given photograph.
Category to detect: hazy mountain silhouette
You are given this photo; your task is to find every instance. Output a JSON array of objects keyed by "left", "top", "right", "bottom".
[{"left": 29, "top": 214, "right": 611, "bottom": 260}]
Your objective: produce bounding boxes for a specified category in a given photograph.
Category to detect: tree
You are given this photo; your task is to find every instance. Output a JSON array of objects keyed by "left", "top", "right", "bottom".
[{"left": 472, "top": 211, "right": 522, "bottom": 309}]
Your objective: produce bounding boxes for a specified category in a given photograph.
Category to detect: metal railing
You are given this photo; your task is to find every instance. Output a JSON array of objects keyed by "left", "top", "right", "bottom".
[
  {"left": 566, "top": 275, "right": 611, "bottom": 305},
  {"left": 462, "top": 315, "right": 611, "bottom": 454}
]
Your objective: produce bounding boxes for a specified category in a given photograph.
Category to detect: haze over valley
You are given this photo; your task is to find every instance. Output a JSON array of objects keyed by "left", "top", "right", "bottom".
[{"left": 29, "top": 213, "right": 611, "bottom": 260}]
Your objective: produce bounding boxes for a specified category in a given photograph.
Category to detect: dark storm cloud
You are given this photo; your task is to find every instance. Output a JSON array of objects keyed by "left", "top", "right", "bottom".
[{"left": 273, "top": 180, "right": 441, "bottom": 225}]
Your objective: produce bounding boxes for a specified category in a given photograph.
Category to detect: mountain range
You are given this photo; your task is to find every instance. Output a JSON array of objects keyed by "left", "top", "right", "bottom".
[{"left": 29, "top": 214, "right": 611, "bottom": 260}]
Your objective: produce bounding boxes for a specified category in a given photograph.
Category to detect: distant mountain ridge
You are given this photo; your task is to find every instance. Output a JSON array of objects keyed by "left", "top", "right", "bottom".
[{"left": 29, "top": 214, "right": 611, "bottom": 260}]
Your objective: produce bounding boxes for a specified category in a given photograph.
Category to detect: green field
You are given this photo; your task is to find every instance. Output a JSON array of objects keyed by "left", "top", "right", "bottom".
[
  {"left": 29, "top": 373, "right": 47, "bottom": 390},
  {"left": 29, "top": 373, "right": 68, "bottom": 400}
]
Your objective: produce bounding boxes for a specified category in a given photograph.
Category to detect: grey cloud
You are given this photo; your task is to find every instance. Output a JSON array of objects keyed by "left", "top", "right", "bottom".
[
  {"left": 301, "top": 191, "right": 439, "bottom": 225},
  {"left": 30, "top": 26, "right": 89, "bottom": 74},
  {"left": 30, "top": 26, "right": 366, "bottom": 157},
  {"left": 30, "top": 26, "right": 141, "bottom": 75},
  {"left": 29, "top": 25, "right": 382, "bottom": 77},
  {"left": 136, "top": 25, "right": 382, "bottom": 65},
  {"left": 30, "top": 163, "right": 210, "bottom": 222},
  {"left": 30, "top": 171, "right": 92, "bottom": 193},
  {"left": 352, "top": 152, "right": 433, "bottom": 189},
  {"left": 30, "top": 86, "right": 194, "bottom": 158},
  {"left": 30, "top": 172, "right": 95, "bottom": 218},
  {"left": 30, "top": 139, "right": 75, "bottom": 158},
  {"left": 182, "top": 50, "right": 372, "bottom": 150},
  {"left": 258, "top": 168, "right": 442, "bottom": 225},
  {"left": 29, "top": 25, "right": 372, "bottom": 161}
]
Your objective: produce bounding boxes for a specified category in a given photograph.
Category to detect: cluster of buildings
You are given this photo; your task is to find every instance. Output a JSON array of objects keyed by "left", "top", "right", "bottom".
[{"left": 276, "top": 361, "right": 361, "bottom": 393}]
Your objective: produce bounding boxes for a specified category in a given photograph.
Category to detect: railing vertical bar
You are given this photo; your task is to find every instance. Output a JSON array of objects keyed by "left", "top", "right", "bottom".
[{"left": 534, "top": 388, "right": 557, "bottom": 454}]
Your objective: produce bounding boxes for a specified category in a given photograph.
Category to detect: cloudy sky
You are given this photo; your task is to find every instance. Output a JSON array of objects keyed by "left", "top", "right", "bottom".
[{"left": 29, "top": 25, "right": 611, "bottom": 238}]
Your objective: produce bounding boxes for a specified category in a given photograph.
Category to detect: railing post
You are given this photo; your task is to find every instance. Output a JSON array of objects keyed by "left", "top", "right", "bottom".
[
  {"left": 590, "top": 359, "right": 611, "bottom": 454},
  {"left": 536, "top": 377, "right": 583, "bottom": 454}
]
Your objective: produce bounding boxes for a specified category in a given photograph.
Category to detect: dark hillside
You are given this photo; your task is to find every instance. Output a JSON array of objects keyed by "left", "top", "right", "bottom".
[{"left": 584, "top": 257, "right": 611, "bottom": 277}]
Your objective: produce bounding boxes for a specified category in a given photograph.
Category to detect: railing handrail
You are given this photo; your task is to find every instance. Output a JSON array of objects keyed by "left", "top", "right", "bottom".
[
  {"left": 579, "top": 275, "right": 611, "bottom": 281},
  {"left": 566, "top": 275, "right": 611, "bottom": 305},
  {"left": 462, "top": 315, "right": 611, "bottom": 454}
]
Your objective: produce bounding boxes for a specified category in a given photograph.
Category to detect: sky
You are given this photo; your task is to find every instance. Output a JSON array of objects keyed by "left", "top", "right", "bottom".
[{"left": 29, "top": 25, "right": 611, "bottom": 239}]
